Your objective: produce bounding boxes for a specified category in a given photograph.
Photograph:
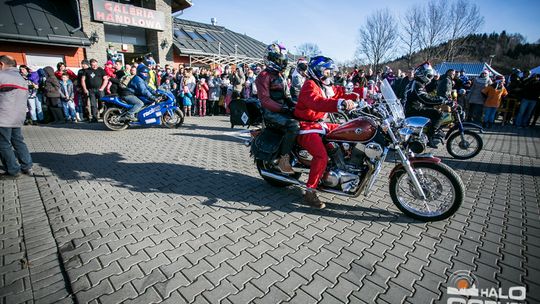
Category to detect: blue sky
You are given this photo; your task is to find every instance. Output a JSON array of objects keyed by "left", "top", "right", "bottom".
[{"left": 178, "top": 0, "right": 540, "bottom": 62}]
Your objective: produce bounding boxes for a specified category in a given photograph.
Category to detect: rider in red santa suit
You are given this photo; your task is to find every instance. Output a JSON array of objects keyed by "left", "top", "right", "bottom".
[{"left": 295, "top": 56, "right": 356, "bottom": 208}]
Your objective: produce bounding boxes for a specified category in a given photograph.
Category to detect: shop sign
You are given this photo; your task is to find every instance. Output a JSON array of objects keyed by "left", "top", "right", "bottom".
[{"left": 92, "top": 0, "right": 165, "bottom": 31}]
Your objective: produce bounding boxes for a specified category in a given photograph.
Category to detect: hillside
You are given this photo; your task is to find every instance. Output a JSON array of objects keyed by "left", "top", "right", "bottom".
[{"left": 383, "top": 31, "right": 540, "bottom": 75}]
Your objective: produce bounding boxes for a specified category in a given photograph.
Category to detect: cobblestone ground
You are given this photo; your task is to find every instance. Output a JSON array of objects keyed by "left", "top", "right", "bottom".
[{"left": 1, "top": 117, "right": 539, "bottom": 304}]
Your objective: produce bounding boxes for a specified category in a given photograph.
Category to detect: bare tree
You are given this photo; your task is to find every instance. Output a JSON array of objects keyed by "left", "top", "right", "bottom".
[
  {"left": 399, "top": 6, "right": 422, "bottom": 68},
  {"left": 296, "top": 43, "right": 322, "bottom": 58},
  {"left": 445, "top": 0, "right": 484, "bottom": 61},
  {"left": 356, "top": 8, "right": 398, "bottom": 70},
  {"left": 416, "top": 0, "right": 449, "bottom": 61}
]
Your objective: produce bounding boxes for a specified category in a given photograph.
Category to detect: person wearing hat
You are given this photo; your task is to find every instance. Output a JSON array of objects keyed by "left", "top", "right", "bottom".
[
  {"left": 481, "top": 75, "right": 508, "bottom": 128},
  {"left": 467, "top": 69, "right": 492, "bottom": 123}
]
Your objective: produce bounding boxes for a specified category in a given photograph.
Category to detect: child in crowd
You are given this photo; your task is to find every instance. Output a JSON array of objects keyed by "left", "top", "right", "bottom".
[
  {"left": 196, "top": 78, "right": 209, "bottom": 116},
  {"left": 482, "top": 75, "right": 508, "bottom": 128},
  {"left": 59, "top": 73, "right": 77, "bottom": 122},
  {"left": 179, "top": 85, "right": 192, "bottom": 116},
  {"left": 104, "top": 60, "right": 115, "bottom": 94}
]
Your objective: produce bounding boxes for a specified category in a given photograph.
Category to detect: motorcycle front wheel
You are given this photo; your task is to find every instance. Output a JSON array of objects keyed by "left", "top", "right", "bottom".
[
  {"left": 446, "top": 130, "right": 483, "bottom": 159},
  {"left": 389, "top": 162, "right": 463, "bottom": 221},
  {"left": 163, "top": 109, "right": 184, "bottom": 128},
  {"left": 103, "top": 108, "right": 129, "bottom": 131}
]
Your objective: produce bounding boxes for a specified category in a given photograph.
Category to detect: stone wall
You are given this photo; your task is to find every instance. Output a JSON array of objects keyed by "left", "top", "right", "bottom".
[{"left": 79, "top": 0, "right": 174, "bottom": 66}]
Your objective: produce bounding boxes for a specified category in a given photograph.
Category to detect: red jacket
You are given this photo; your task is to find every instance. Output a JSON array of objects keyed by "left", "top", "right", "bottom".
[
  {"left": 294, "top": 80, "right": 354, "bottom": 133},
  {"left": 255, "top": 69, "right": 289, "bottom": 113},
  {"left": 196, "top": 83, "right": 209, "bottom": 100},
  {"left": 54, "top": 69, "right": 77, "bottom": 80}
]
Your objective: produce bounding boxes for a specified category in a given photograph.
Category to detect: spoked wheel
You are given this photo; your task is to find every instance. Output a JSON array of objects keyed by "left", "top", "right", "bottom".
[
  {"left": 103, "top": 108, "right": 129, "bottom": 131},
  {"left": 389, "top": 162, "right": 463, "bottom": 221},
  {"left": 446, "top": 130, "right": 483, "bottom": 159},
  {"left": 256, "top": 159, "right": 301, "bottom": 187},
  {"left": 163, "top": 109, "right": 184, "bottom": 128}
]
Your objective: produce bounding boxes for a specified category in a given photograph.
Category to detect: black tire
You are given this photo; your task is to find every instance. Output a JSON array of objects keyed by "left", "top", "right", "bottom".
[
  {"left": 103, "top": 108, "right": 129, "bottom": 131},
  {"left": 256, "top": 159, "right": 301, "bottom": 187},
  {"left": 389, "top": 162, "right": 464, "bottom": 221},
  {"left": 163, "top": 109, "right": 184, "bottom": 128},
  {"left": 446, "top": 130, "right": 483, "bottom": 159}
]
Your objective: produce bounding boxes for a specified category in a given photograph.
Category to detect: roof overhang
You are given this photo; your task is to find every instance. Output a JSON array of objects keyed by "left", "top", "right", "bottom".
[
  {"left": 172, "top": 0, "right": 193, "bottom": 13},
  {"left": 0, "top": 33, "right": 91, "bottom": 48}
]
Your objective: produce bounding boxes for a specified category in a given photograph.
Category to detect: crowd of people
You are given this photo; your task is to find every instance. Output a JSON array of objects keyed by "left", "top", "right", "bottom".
[{"left": 340, "top": 65, "right": 540, "bottom": 129}]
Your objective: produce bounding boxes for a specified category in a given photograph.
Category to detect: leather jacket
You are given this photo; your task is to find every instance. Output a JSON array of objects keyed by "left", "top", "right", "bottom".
[
  {"left": 404, "top": 79, "right": 445, "bottom": 114},
  {"left": 255, "top": 69, "right": 293, "bottom": 113}
]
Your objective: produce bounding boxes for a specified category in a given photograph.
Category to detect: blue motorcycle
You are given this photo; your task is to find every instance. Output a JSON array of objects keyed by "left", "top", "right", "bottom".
[{"left": 101, "top": 90, "right": 184, "bottom": 131}]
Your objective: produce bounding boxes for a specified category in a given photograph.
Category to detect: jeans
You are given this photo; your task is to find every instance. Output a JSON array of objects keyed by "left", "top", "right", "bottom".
[
  {"left": 263, "top": 110, "right": 300, "bottom": 156},
  {"left": 62, "top": 99, "right": 77, "bottom": 121},
  {"left": 483, "top": 107, "right": 497, "bottom": 123},
  {"left": 87, "top": 89, "right": 103, "bottom": 120},
  {"left": 468, "top": 103, "right": 484, "bottom": 123},
  {"left": 0, "top": 128, "right": 32, "bottom": 175},
  {"left": 28, "top": 96, "right": 43, "bottom": 121},
  {"left": 515, "top": 99, "right": 537, "bottom": 127},
  {"left": 123, "top": 95, "right": 144, "bottom": 116}
]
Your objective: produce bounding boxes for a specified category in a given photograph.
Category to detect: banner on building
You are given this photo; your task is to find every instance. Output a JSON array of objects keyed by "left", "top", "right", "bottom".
[{"left": 92, "top": 0, "right": 165, "bottom": 31}]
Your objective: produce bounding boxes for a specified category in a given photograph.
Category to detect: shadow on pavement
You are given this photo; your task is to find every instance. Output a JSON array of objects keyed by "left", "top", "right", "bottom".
[
  {"left": 441, "top": 157, "right": 539, "bottom": 176},
  {"left": 32, "top": 152, "right": 413, "bottom": 222}
]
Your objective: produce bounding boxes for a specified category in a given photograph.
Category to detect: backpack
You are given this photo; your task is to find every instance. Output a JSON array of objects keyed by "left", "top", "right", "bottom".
[{"left": 119, "top": 74, "right": 134, "bottom": 89}]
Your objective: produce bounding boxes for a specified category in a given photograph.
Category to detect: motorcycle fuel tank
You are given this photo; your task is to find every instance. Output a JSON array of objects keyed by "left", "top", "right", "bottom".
[{"left": 327, "top": 117, "right": 378, "bottom": 142}]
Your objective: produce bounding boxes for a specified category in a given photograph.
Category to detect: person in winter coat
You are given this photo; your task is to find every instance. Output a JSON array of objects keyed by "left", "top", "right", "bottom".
[
  {"left": 0, "top": 55, "right": 33, "bottom": 179},
  {"left": 43, "top": 66, "right": 64, "bottom": 123},
  {"left": 255, "top": 44, "right": 300, "bottom": 174},
  {"left": 195, "top": 78, "right": 209, "bottom": 116},
  {"left": 231, "top": 66, "right": 245, "bottom": 99},
  {"left": 294, "top": 56, "right": 356, "bottom": 209},
  {"left": 481, "top": 75, "right": 508, "bottom": 128},
  {"left": 19, "top": 65, "right": 42, "bottom": 124},
  {"left": 59, "top": 73, "right": 77, "bottom": 122},
  {"left": 437, "top": 69, "right": 455, "bottom": 98},
  {"left": 515, "top": 73, "right": 540, "bottom": 127},
  {"left": 54, "top": 62, "right": 76, "bottom": 81},
  {"left": 207, "top": 72, "right": 221, "bottom": 116},
  {"left": 467, "top": 70, "right": 492, "bottom": 123},
  {"left": 179, "top": 85, "right": 193, "bottom": 116},
  {"left": 290, "top": 58, "right": 308, "bottom": 101},
  {"left": 128, "top": 64, "right": 158, "bottom": 106}
]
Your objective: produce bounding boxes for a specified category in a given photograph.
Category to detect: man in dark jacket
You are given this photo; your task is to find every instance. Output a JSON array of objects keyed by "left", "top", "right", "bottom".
[
  {"left": 404, "top": 62, "right": 449, "bottom": 147},
  {"left": 0, "top": 55, "right": 33, "bottom": 178},
  {"left": 393, "top": 69, "right": 414, "bottom": 100},
  {"left": 437, "top": 69, "right": 455, "bottom": 98},
  {"left": 515, "top": 73, "right": 540, "bottom": 127},
  {"left": 255, "top": 44, "right": 299, "bottom": 174}
]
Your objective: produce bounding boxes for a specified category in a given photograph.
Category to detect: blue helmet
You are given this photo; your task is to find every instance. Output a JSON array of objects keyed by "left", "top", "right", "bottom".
[
  {"left": 137, "top": 64, "right": 150, "bottom": 80},
  {"left": 307, "top": 56, "right": 336, "bottom": 83}
]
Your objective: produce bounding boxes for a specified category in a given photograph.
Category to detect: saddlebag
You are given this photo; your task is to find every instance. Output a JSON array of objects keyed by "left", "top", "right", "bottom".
[
  {"left": 250, "top": 128, "right": 282, "bottom": 162},
  {"left": 229, "top": 98, "right": 262, "bottom": 128}
]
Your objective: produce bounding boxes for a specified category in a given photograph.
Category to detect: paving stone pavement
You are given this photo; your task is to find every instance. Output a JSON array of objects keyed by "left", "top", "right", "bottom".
[{"left": 1, "top": 118, "right": 539, "bottom": 304}]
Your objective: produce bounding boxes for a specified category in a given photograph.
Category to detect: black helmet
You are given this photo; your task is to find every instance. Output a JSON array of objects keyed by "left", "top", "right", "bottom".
[
  {"left": 414, "top": 62, "right": 436, "bottom": 84},
  {"left": 265, "top": 43, "right": 288, "bottom": 72}
]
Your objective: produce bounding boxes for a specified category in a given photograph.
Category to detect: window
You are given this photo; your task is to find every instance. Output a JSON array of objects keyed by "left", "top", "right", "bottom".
[
  {"left": 104, "top": 24, "right": 146, "bottom": 45},
  {"left": 174, "top": 29, "right": 188, "bottom": 39},
  {"left": 184, "top": 30, "right": 203, "bottom": 40},
  {"left": 199, "top": 32, "right": 215, "bottom": 42},
  {"left": 26, "top": 54, "right": 64, "bottom": 69}
]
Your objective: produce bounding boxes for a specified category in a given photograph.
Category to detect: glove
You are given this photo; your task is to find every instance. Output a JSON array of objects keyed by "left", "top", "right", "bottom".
[{"left": 280, "top": 104, "right": 293, "bottom": 115}]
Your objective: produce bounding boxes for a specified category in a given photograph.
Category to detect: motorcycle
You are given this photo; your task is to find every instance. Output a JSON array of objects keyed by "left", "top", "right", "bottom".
[
  {"left": 101, "top": 90, "right": 184, "bottom": 131},
  {"left": 345, "top": 86, "right": 483, "bottom": 160},
  {"left": 249, "top": 79, "right": 464, "bottom": 221}
]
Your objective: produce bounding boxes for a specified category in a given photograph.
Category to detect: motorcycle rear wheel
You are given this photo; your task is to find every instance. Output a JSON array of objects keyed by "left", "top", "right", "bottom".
[
  {"left": 163, "top": 109, "right": 184, "bottom": 128},
  {"left": 103, "top": 108, "right": 129, "bottom": 131},
  {"left": 256, "top": 160, "right": 301, "bottom": 187},
  {"left": 389, "top": 162, "right": 463, "bottom": 221},
  {"left": 446, "top": 130, "right": 483, "bottom": 159}
]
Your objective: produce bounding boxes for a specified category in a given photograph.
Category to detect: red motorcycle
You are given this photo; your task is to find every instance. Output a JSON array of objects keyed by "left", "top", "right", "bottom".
[{"left": 249, "top": 81, "right": 464, "bottom": 221}]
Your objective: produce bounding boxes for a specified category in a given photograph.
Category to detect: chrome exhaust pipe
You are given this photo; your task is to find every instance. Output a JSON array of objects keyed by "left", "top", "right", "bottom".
[{"left": 259, "top": 170, "right": 305, "bottom": 187}]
